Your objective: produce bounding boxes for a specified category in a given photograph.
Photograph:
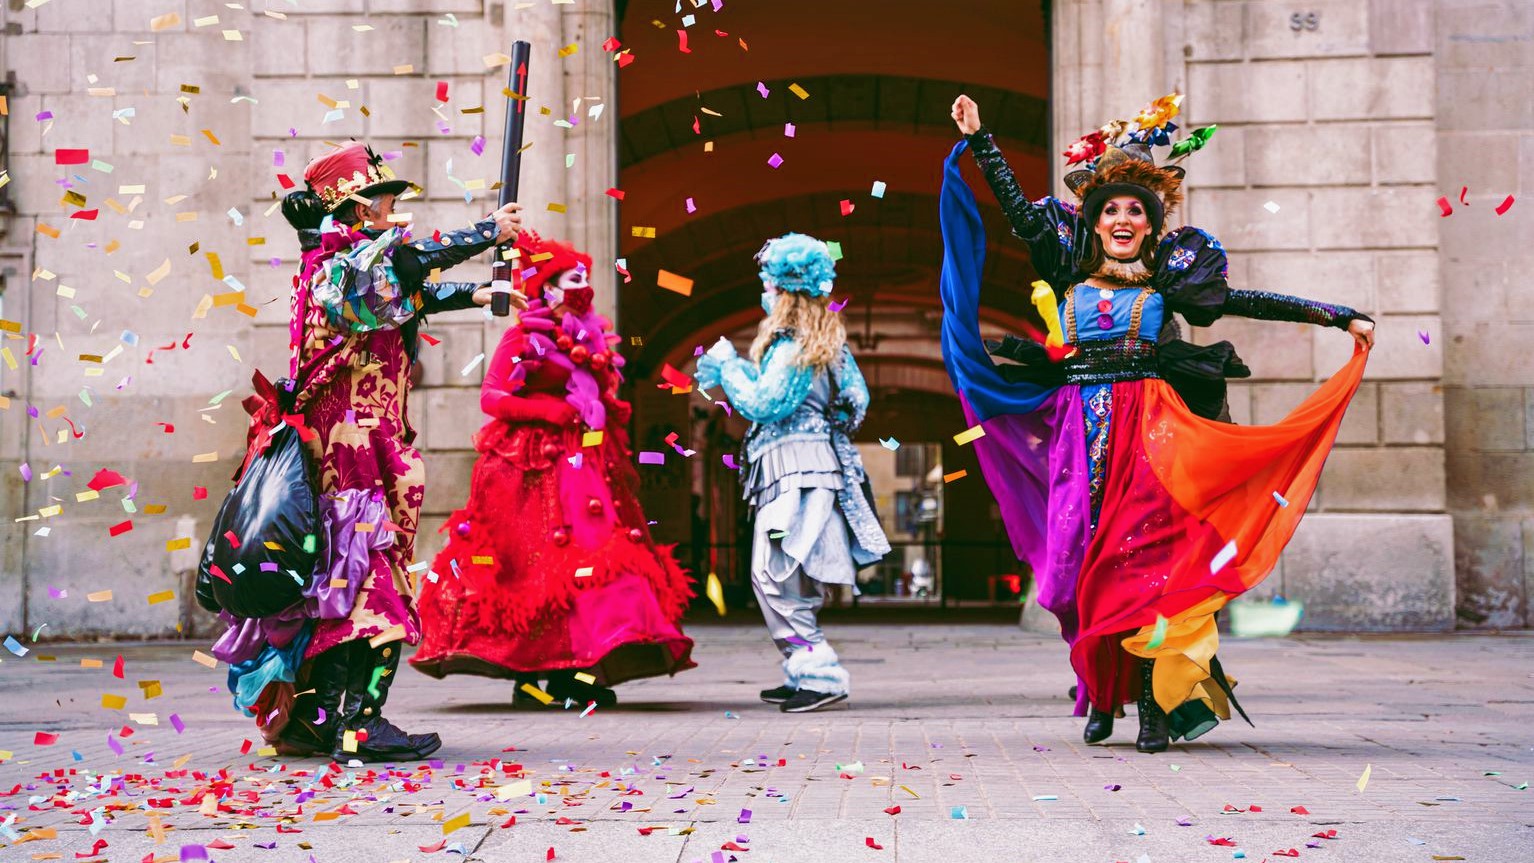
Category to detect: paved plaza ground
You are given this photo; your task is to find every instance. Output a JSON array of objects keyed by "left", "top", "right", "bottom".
[{"left": 0, "top": 621, "right": 1530, "bottom": 862}]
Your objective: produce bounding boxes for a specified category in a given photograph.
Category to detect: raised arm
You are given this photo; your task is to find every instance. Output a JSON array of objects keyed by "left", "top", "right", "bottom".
[{"left": 697, "top": 337, "right": 815, "bottom": 424}]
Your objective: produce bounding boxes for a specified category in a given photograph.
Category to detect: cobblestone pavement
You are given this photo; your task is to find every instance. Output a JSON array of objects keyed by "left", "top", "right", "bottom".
[{"left": 1, "top": 623, "right": 1530, "bottom": 862}]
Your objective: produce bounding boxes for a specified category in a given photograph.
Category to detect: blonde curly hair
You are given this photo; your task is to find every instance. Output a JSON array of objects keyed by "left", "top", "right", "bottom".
[{"left": 748, "top": 290, "right": 846, "bottom": 369}]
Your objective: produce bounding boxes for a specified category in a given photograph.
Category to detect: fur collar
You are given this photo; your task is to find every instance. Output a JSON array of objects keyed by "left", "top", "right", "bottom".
[{"left": 1093, "top": 257, "right": 1154, "bottom": 285}]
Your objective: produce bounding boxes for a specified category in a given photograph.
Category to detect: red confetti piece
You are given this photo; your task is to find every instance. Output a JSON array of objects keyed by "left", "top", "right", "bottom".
[
  {"left": 601, "top": 37, "right": 621, "bottom": 52},
  {"left": 112, "top": 655, "right": 124, "bottom": 678},
  {"left": 193, "top": 486, "right": 207, "bottom": 500},
  {"left": 419, "top": 333, "right": 441, "bottom": 346},
  {"left": 1311, "top": 829, "right": 1339, "bottom": 840},
  {"left": 676, "top": 30, "right": 690, "bottom": 53},
  {"left": 546, "top": 848, "right": 556, "bottom": 861},
  {"left": 865, "top": 837, "right": 884, "bottom": 850},
  {"left": 840, "top": 199, "right": 855, "bottom": 216},
  {"left": 1209, "top": 837, "right": 1238, "bottom": 846},
  {"left": 617, "top": 52, "right": 635, "bottom": 68},
  {"left": 276, "top": 173, "right": 295, "bottom": 190},
  {"left": 721, "top": 842, "right": 748, "bottom": 851},
  {"left": 34, "top": 731, "right": 59, "bottom": 745},
  {"left": 1436, "top": 196, "right": 1453, "bottom": 217},
  {"left": 1273, "top": 850, "right": 1300, "bottom": 858},
  {"left": 418, "top": 840, "right": 447, "bottom": 853},
  {"left": 157, "top": 422, "right": 175, "bottom": 433},
  {"left": 89, "top": 468, "right": 128, "bottom": 491},
  {"left": 499, "top": 815, "right": 516, "bottom": 828},
  {"left": 1249, "top": 805, "right": 1263, "bottom": 812},
  {"left": 1495, "top": 194, "right": 1515, "bottom": 215},
  {"left": 224, "top": 530, "right": 241, "bottom": 549},
  {"left": 1290, "top": 805, "right": 1310, "bottom": 815},
  {"left": 883, "top": 805, "right": 901, "bottom": 815},
  {"left": 71, "top": 209, "right": 99, "bottom": 221},
  {"left": 109, "top": 521, "right": 133, "bottom": 537},
  {"left": 435, "top": 81, "right": 449, "bottom": 102},
  {"left": 56, "top": 148, "right": 89, "bottom": 165},
  {"left": 206, "top": 840, "right": 235, "bottom": 850},
  {"left": 75, "top": 838, "right": 108, "bottom": 858},
  {"left": 605, "top": 188, "right": 625, "bottom": 200},
  {"left": 239, "top": 739, "right": 252, "bottom": 755},
  {"left": 692, "top": 115, "right": 700, "bottom": 135},
  {"left": 1459, "top": 185, "right": 1469, "bottom": 205}
]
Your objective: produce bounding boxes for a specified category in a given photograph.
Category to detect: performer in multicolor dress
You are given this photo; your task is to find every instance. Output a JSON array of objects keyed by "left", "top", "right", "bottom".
[
  {"left": 942, "top": 94, "right": 1375, "bottom": 751},
  {"left": 213, "top": 142, "right": 525, "bottom": 762},
  {"left": 695, "top": 233, "right": 890, "bottom": 713}
]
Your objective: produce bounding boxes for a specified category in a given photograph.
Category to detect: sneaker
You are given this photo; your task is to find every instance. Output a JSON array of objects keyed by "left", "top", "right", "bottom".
[
  {"left": 759, "top": 685, "right": 796, "bottom": 704},
  {"left": 780, "top": 689, "right": 847, "bottom": 713}
]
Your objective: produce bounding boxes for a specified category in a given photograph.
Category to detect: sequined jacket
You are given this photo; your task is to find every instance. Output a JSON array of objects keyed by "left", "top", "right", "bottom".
[{"left": 696, "top": 333, "right": 891, "bottom": 564}]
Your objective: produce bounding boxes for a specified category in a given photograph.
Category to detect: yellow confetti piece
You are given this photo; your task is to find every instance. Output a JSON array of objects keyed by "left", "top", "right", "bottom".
[
  {"left": 582, "top": 430, "right": 604, "bottom": 447},
  {"left": 519, "top": 683, "right": 554, "bottom": 705},
  {"left": 169, "top": 134, "right": 192, "bottom": 147},
  {"left": 75, "top": 489, "right": 100, "bottom": 502},
  {"left": 630, "top": 226, "right": 657, "bottom": 238},
  {"left": 495, "top": 779, "right": 532, "bottom": 800},
  {"left": 899, "top": 785, "right": 920, "bottom": 798},
  {"left": 574, "top": 672, "right": 596, "bottom": 685},
  {"left": 129, "top": 712, "right": 158, "bottom": 725},
  {"left": 146, "top": 259, "right": 171, "bottom": 285},
  {"left": 150, "top": 12, "right": 180, "bottom": 31},
  {"left": 191, "top": 452, "right": 219, "bottom": 463},
  {"left": 192, "top": 650, "right": 217, "bottom": 669},
  {"left": 227, "top": 345, "right": 242, "bottom": 362},
  {"left": 442, "top": 811, "right": 471, "bottom": 835},
  {"left": 788, "top": 83, "right": 810, "bottom": 100},
  {"left": 80, "top": 658, "right": 103, "bottom": 669},
  {"left": 547, "top": 202, "right": 567, "bottom": 213},
  {"left": 141, "top": 681, "right": 163, "bottom": 699},
  {"left": 147, "top": 590, "right": 174, "bottom": 605},
  {"left": 102, "top": 693, "right": 127, "bottom": 710},
  {"left": 393, "top": 64, "right": 415, "bottom": 74},
  {"left": 256, "top": 745, "right": 277, "bottom": 756},
  {"left": 87, "top": 590, "right": 113, "bottom": 602},
  {"left": 705, "top": 572, "right": 726, "bottom": 616},
  {"left": 1, "top": 347, "right": 15, "bottom": 370},
  {"left": 952, "top": 424, "right": 986, "bottom": 446},
  {"left": 340, "top": 730, "right": 358, "bottom": 754},
  {"left": 201, "top": 129, "right": 221, "bottom": 145},
  {"left": 471, "top": 555, "right": 494, "bottom": 565},
  {"left": 37, "top": 223, "right": 61, "bottom": 239},
  {"left": 574, "top": 567, "right": 594, "bottom": 578},
  {"left": 942, "top": 469, "right": 968, "bottom": 483},
  {"left": 143, "top": 504, "right": 166, "bottom": 515},
  {"left": 0, "top": 750, "right": 12, "bottom": 761},
  {"left": 1356, "top": 763, "right": 1372, "bottom": 792}
]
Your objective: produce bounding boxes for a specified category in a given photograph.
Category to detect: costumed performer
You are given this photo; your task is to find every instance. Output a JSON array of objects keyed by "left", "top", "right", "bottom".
[
  {"left": 942, "top": 94, "right": 1375, "bottom": 752},
  {"left": 694, "top": 233, "right": 891, "bottom": 713},
  {"left": 410, "top": 230, "right": 695, "bottom": 707}
]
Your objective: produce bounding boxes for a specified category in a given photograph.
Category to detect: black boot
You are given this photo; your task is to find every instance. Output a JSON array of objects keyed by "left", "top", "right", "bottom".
[
  {"left": 545, "top": 670, "right": 618, "bottom": 708},
  {"left": 330, "top": 642, "right": 442, "bottom": 763},
  {"left": 276, "top": 644, "right": 350, "bottom": 757},
  {"left": 1136, "top": 660, "right": 1169, "bottom": 754},
  {"left": 1083, "top": 709, "right": 1115, "bottom": 744}
]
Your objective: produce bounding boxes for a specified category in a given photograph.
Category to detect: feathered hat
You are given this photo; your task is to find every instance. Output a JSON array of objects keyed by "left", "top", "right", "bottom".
[
  {"left": 1059, "top": 92, "right": 1216, "bottom": 236},
  {"left": 302, "top": 142, "right": 413, "bottom": 213}
]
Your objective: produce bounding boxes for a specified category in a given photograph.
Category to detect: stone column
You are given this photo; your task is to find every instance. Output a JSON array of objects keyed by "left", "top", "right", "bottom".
[{"left": 561, "top": 2, "right": 619, "bottom": 325}]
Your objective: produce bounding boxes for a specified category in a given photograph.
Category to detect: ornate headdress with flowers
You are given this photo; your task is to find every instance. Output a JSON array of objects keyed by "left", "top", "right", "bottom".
[
  {"left": 302, "top": 142, "right": 414, "bottom": 213},
  {"left": 1060, "top": 92, "right": 1217, "bottom": 236}
]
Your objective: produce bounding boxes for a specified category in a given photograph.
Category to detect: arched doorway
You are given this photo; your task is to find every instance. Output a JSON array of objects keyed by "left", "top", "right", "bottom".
[{"left": 614, "top": 0, "right": 1050, "bottom": 608}]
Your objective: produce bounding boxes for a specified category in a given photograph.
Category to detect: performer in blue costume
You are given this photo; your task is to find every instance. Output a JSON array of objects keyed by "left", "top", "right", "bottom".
[{"left": 696, "top": 233, "right": 891, "bottom": 713}]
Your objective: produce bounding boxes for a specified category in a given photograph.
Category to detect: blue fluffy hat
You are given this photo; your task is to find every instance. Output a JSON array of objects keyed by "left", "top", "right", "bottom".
[{"left": 755, "top": 232, "right": 835, "bottom": 297}]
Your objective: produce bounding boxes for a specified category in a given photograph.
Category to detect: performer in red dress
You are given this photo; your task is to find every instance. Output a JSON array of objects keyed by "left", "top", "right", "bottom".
[{"left": 411, "top": 231, "right": 695, "bottom": 706}]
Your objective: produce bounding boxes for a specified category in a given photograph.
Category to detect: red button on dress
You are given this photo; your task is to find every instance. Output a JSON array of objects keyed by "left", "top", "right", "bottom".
[{"left": 1097, "top": 299, "right": 1113, "bottom": 313}]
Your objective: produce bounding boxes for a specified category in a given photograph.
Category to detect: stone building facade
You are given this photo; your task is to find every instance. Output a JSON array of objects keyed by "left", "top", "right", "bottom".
[{"left": 0, "top": 0, "right": 1528, "bottom": 636}]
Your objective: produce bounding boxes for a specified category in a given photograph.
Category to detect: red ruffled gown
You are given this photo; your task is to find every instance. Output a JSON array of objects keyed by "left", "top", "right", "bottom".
[{"left": 410, "top": 297, "right": 695, "bottom": 685}]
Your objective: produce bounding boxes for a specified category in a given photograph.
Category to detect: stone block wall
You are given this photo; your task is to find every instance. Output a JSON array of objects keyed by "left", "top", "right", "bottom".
[
  {"left": 0, "top": 0, "right": 615, "bottom": 637},
  {"left": 1436, "top": 0, "right": 1534, "bottom": 629},
  {"left": 1054, "top": 0, "right": 1458, "bottom": 630}
]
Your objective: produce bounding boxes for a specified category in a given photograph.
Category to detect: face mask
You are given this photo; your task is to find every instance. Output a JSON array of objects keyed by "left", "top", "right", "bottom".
[{"left": 760, "top": 292, "right": 777, "bottom": 315}]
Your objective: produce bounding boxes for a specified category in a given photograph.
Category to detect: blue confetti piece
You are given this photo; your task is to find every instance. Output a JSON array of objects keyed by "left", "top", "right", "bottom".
[
  {"left": 3, "top": 635, "right": 27, "bottom": 657},
  {"left": 950, "top": 805, "right": 968, "bottom": 819}
]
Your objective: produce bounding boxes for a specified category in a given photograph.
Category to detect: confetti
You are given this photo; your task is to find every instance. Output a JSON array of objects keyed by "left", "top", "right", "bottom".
[
  {"left": 767, "top": 153, "right": 784, "bottom": 169},
  {"left": 1210, "top": 539, "right": 1238, "bottom": 574},
  {"left": 1418, "top": 329, "right": 1431, "bottom": 345},
  {"left": 880, "top": 437, "right": 900, "bottom": 450},
  {"left": 953, "top": 424, "right": 986, "bottom": 446},
  {"left": 1146, "top": 614, "right": 1169, "bottom": 650},
  {"left": 657, "top": 270, "right": 695, "bottom": 296},
  {"left": 942, "top": 470, "right": 968, "bottom": 483},
  {"left": 1262, "top": 201, "right": 1281, "bottom": 214},
  {"left": 705, "top": 572, "right": 726, "bottom": 616},
  {"left": 1437, "top": 196, "right": 1453, "bottom": 217},
  {"left": 871, "top": 180, "right": 887, "bottom": 198},
  {"left": 1495, "top": 194, "right": 1515, "bottom": 215},
  {"left": 1272, "top": 491, "right": 1290, "bottom": 507},
  {"left": 1356, "top": 763, "right": 1372, "bottom": 792}
]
